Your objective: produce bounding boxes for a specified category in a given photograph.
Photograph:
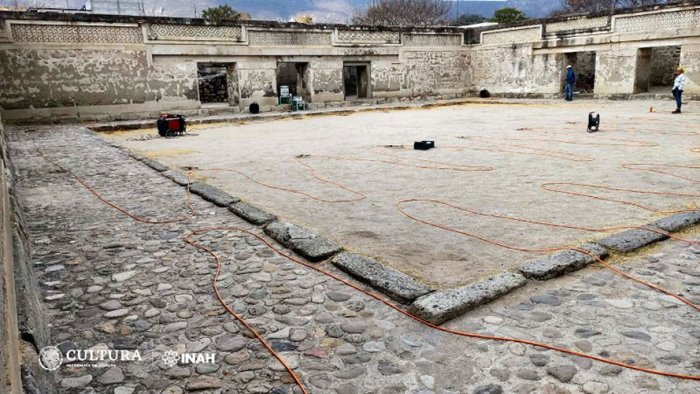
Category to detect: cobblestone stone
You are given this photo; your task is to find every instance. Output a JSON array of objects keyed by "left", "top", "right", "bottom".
[{"left": 9, "top": 126, "right": 700, "bottom": 393}]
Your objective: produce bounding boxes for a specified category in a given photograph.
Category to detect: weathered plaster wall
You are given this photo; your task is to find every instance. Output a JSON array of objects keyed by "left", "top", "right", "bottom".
[
  {"left": 680, "top": 44, "right": 700, "bottom": 95},
  {"left": 237, "top": 59, "right": 277, "bottom": 110},
  {"left": 468, "top": 4, "right": 700, "bottom": 97},
  {"left": 470, "top": 46, "right": 561, "bottom": 95},
  {"left": 0, "top": 49, "right": 198, "bottom": 110},
  {"left": 594, "top": 48, "right": 638, "bottom": 96},
  {"left": 370, "top": 58, "right": 403, "bottom": 97},
  {"left": 397, "top": 50, "right": 470, "bottom": 97},
  {"left": 309, "top": 59, "right": 344, "bottom": 102},
  {"left": 1, "top": 3, "right": 699, "bottom": 121}
]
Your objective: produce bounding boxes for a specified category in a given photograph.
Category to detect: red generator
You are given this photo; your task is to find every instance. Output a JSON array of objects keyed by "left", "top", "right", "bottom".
[{"left": 157, "top": 114, "right": 186, "bottom": 137}]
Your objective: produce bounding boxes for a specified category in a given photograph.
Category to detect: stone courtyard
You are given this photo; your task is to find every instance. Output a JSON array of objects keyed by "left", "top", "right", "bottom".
[
  {"left": 105, "top": 100, "right": 700, "bottom": 289},
  {"left": 1, "top": 2, "right": 700, "bottom": 393},
  {"left": 5, "top": 100, "right": 700, "bottom": 393}
]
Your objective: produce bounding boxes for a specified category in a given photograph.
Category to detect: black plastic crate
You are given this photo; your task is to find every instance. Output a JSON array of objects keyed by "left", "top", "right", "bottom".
[{"left": 414, "top": 141, "right": 435, "bottom": 150}]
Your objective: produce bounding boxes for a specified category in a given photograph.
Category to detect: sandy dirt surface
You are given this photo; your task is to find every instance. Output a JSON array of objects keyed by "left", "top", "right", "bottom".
[{"left": 103, "top": 100, "right": 700, "bottom": 289}]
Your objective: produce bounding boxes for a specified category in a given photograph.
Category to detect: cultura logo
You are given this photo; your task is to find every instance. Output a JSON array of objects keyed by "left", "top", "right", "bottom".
[
  {"left": 39, "top": 345, "right": 142, "bottom": 370},
  {"left": 162, "top": 350, "right": 180, "bottom": 368},
  {"left": 38, "top": 346, "right": 63, "bottom": 371}
]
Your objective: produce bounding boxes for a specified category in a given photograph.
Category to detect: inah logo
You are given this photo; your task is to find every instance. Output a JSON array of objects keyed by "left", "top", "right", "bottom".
[
  {"left": 39, "top": 346, "right": 63, "bottom": 371},
  {"left": 160, "top": 349, "right": 216, "bottom": 368}
]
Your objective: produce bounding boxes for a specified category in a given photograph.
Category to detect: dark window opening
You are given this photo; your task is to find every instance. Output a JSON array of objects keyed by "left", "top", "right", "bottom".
[{"left": 198, "top": 63, "right": 238, "bottom": 105}]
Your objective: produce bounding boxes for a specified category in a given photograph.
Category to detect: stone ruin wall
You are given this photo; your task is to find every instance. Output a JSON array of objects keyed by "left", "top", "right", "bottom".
[
  {"left": 0, "top": 2, "right": 699, "bottom": 121},
  {"left": 650, "top": 46, "right": 682, "bottom": 86},
  {"left": 0, "top": 17, "right": 469, "bottom": 122},
  {"left": 468, "top": 3, "right": 700, "bottom": 98}
]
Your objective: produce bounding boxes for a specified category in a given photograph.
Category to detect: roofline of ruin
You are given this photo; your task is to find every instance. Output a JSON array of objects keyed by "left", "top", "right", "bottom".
[{"left": 1, "top": 0, "right": 699, "bottom": 34}]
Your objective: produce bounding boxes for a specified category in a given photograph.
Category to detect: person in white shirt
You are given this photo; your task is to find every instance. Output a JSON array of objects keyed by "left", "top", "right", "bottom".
[{"left": 672, "top": 67, "right": 687, "bottom": 114}]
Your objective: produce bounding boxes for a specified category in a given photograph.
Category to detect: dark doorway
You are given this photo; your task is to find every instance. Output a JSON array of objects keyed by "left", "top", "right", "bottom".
[
  {"left": 649, "top": 46, "right": 681, "bottom": 93},
  {"left": 635, "top": 46, "right": 681, "bottom": 94},
  {"left": 197, "top": 63, "right": 230, "bottom": 104},
  {"left": 276, "top": 62, "right": 310, "bottom": 100},
  {"left": 562, "top": 52, "right": 596, "bottom": 94},
  {"left": 634, "top": 48, "right": 653, "bottom": 93},
  {"left": 343, "top": 63, "right": 370, "bottom": 100}
]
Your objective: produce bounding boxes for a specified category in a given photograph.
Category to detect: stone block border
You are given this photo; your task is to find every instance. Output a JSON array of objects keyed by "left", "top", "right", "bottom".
[
  {"left": 409, "top": 272, "right": 527, "bottom": 325},
  {"left": 331, "top": 252, "right": 432, "bottom": 303},
  {"left": 263, "top": 221, "right": 342, "bottom": 262},
  {"left": 596, "top": 227, "right": 668, "bottom": 253},
  {"left": 519, "top": 243, "right": 608, "bottom": 281},
  {"left": 229, "top": 202, "right": 277, "bottom": 226},
  {"left": 119, "top": 141, "right": 700, "bottom": 325},
  {"left": 189, "top": 182, "right": 239, "bottom": 207}
]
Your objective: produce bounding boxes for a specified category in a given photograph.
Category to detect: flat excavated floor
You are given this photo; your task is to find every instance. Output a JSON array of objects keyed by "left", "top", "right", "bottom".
[{"left": 105, "top": 100, "right": 700, "bottom": 289}]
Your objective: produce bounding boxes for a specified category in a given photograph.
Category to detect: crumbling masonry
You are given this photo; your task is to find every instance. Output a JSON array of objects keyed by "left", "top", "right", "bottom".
[{"left": 0, "top": 1, "right": 699, "bottom": 122}]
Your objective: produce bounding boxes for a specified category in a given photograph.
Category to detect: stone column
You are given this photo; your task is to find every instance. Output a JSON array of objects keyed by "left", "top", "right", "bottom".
[
  {"left": 680, "top": 44, "right": 700, "bottom": 97},
  {"left": 309, "top": 59, "right": 344, "bottom": 105},
  {"left": 237, "top": 59, "right": 277, "bottom": 112},
  {"left": 593, "top": 48, "right": 638, "bottom": 97}
]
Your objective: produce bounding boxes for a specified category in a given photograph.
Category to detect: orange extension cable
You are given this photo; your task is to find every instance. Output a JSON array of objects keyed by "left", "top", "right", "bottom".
[
  {"left": 541, "top": 182, "right": 700, "bottom": 214},
  {"left": 185, "top": 225, "right": 700, "bottom": 382},
  {"left": 188, "top": 157, "right": 367, "bottom": 204},
  {"left": 459, "top": 134, "right": 659, "bottom": 147},
  {"left": 32, "top": 138, "right": 700, "bottom": 392},
  {"left": 622, "top": 163, "right": 700, "bottom": 184},
  {"left": 32, "top": 141, "right": 195, "bottom": 224},
  {"left": 447, "top": 140, "right": 595, "bottom": 162},
  {"left": 301, "top": 151, "right": 494, "bottom": 172},
  {"left": 32, "top": 142, "right": 307, "bottom": 391},
  {"left": 188, "top": 151, "right": 493, "bottom": 203}
]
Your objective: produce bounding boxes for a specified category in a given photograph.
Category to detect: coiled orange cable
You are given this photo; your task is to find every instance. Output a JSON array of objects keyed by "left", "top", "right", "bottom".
[
  {"left": 188, "top": 157, "right": 367, "bottom": 204},
  {"left": 541, "top": 182, "right": 700, "bottom": 214},
  {"left": 301, "top": 152, "right": 494, "bottom": 172},
  {"left": 32, "top": 137, "right": 700, "bottom": 388},
  {"left": 447, "top": 140, "right": 595, "bottom": 162},
  {"left": 185, "top": 225, "right": 700, "bottom": 382},
  {"left": 460, "top": 134, "right": 658, "bottom": 147},
  {"left": 32, "top": 141, "right": 307, "bottom": 392},
  {"left": 395, "top": 198, "right": 700, "bottom": 311},
  {"left": 184, "top": 229, "right": 308, "bottom": 393},
  {"left": 622, "top": 163, "right": 700, "bottom": 184}
]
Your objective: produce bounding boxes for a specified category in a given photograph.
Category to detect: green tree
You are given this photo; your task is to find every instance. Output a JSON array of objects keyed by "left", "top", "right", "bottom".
[
  {"left": 489, "top": 7, "right": 528, "bottom": 24},
  {"left": 452, "top": 13, "right": 486, "bottom": 25},
  {"left": 202, "top": 5, "right": 243, "bottom": 22},
  {"left": 550, "top": 0, "right": 666, "bottom": 16}
]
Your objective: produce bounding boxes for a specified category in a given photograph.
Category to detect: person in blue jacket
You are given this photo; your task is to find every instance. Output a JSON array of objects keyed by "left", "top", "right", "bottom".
[{"left": 565, "top": 65, "right": 576, "bottom": 101}]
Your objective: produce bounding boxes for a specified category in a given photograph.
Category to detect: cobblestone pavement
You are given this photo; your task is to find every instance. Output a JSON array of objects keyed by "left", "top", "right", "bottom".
[{"left": 9, "top": 125, "right": 700, "bottom": 393}]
